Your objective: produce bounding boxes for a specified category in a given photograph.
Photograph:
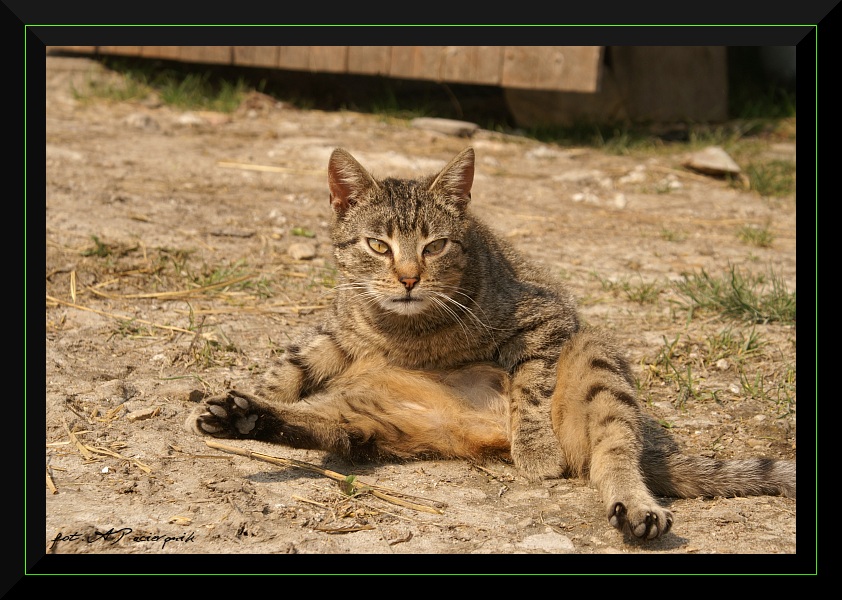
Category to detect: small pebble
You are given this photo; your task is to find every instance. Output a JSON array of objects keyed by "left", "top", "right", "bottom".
[{"left": 288, "top": 242, "right": 317, "bottom": 260}]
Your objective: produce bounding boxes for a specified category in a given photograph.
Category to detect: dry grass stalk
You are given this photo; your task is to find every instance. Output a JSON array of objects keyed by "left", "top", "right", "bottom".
[
  {"left": 217, "top": 161, "right": 323, "bottom": 176},
  {"left": 471, "top": 463, "right": 516, "bottom": 482},
  {"left": 169, "top": 516, "right": 193, "bottom": 526},
  {"left": 312, "top": 524, "right": 376, "bottom": 534},
  {"left": 85, "top": 273, "right": 254, "bottom": 300},
  {"left": 58, "top": 419, "right": 153, "bottom": 473},
  {"left": 159, "top": 453, "right": 234, "bottom": 461},
  {"left": 46, "top": 467, "right": 58, "bottom": 494},
  {"left": 46, "top": 295, "right": 194, "bottom": 335},
  {"left": 104, "top": 404, "right": 127, "bottom": 421},
  {"left": 62, "top": 419, "right": 94, "bottom": 461},
  {"left": 205, "top": 440, "right": 446, "bottom": 515},
  {"left": 84, "top": 445, "right": 153, "bottom": 473},
  {"left": 291, "top": 494, "right": 330, "bottom": 509},
  {"left": 173, "top": 303, "right": 329, "bottom": 316}
]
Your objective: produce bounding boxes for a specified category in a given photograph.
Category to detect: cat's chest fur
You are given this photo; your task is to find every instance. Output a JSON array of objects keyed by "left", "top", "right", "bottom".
[{"left": 331, "top": 294, "right": 499, "bottom": 369}]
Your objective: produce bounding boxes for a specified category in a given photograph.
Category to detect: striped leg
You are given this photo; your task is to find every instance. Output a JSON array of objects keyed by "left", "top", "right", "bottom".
[{"left": 552, "top": 328, "right": 673, "bottom": 540}]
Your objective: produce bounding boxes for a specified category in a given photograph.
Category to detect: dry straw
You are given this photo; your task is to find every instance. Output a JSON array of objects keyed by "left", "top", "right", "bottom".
[{"left": 205, "top": 439, "right": 446, "bottom": 515}]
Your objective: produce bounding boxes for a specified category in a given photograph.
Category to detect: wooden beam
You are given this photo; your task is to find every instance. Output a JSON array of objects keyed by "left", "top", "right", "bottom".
[
  {"left": 348, "top": 46, "right": 392, "bottom": 76},
  {"left": 233, "top": 46, "right": 279, "bottom": 68},
  {"left": 501, "top": 46, "right": 603, "bottom": 92}
]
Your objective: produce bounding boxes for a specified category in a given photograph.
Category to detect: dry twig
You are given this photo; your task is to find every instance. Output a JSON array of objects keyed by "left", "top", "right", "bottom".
[
  {"left": 217, "top": 160, "right": 323, "bottom": 176},
  {"left": 46, "top": 295, "right": 194, "bottom": 335},
  {"left": 84, "top": 445, "right": 153, "bottom": 473},
  {"left": 85, "top": 274, "right": 254, "bottom": 300},
  {"left": 62, "top": 418, "right": 94, "bottom": 461},
  {"left": 312, "top": 524, "right": 376, "bottom": 534},
  {"left": 204, "top": 440, "right": 445, "bottom": 515},
  {"left": 46, "top": 467, "right": 58, "bottom": 494}
]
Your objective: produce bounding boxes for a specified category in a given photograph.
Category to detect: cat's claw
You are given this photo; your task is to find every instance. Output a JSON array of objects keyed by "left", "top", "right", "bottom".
[
  {"left": 189, "top": 390, "right": 261, "bottom": 438},
  {"left": 608, "top": 501, "right": 673, "bottom": 540}
]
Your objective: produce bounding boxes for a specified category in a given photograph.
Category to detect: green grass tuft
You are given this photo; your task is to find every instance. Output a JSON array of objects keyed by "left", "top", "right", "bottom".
[
  {"left": 76, "top": 58, "right": 253, "bottom": 113},
  {"left": 737, "top": 224, "right": 775, "bottom": 248},
  {"left": 81, "top": 235, "right": 112, "bottom": 258},
  {"left": 746, "top": 160, "right": 796, "bottom": 198},
  {"left": 673, "top": 264, "right": 795, "bottom": 324}
]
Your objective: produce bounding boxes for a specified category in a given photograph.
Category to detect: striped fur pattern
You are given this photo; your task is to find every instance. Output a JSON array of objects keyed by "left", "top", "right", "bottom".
[{"left": 189, "top": 147, "right": 795, "bottom": 540}]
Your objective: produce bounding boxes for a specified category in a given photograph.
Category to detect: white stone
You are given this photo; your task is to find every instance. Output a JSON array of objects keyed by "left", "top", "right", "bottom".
[
  {"left": 410, "top": 117, "right": 479, "bottom": 137},
  {"left": 177, "top": 112, "right": 207, "bottom": 126},
  {"left": 683, "top": 146, "right": 741, "bottom": 175},
  {"left": 288, "top": 242, "right": 317, "bottom": 260},
  {"left": 517, "top": 532, "right": 575, "bottom": 553}
]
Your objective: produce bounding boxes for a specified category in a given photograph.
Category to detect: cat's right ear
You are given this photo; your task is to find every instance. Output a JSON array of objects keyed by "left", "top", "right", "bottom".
[
  {"left": 429, "top": 147, "right": 474, "bottom": 210},
  {"left": 328, "top": 148, "right": 379, "bottom": 217}
]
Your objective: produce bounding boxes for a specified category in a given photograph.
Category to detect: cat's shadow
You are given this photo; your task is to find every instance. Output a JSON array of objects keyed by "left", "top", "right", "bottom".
[
  {"left": 245, "top": 461, "right": 691, "bottom": 551},
  {"left": 244, "top": 456, "right": 384, "bottom": 485}
]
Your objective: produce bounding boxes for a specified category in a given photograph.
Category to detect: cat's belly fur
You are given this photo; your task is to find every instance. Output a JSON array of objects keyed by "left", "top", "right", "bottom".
[{"left": 317, "top": 358, "right": 513, "bottom": 460}]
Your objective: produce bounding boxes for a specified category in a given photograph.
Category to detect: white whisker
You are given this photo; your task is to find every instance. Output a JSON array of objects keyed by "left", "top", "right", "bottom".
[
  {"left": 436, "top": 284, "right": 513, "bottom": 332},
  {"left": 430, "top": 290, "right": 502, "bottom": 356},
  {"left": 429, "top": 294, "right": 471, "bottom": 345}
]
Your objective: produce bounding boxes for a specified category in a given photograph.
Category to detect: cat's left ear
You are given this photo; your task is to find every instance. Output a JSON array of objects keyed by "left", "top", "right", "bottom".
[
  {"left": 328, "top": 148, "right": 380, "bottom": 217},
  {"left": 429, "top": 147, "right": 474, "bottom": 210}
]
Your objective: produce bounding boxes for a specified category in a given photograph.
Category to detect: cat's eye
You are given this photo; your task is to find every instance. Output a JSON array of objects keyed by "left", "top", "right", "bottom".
[
  {"left": 423, "top": 239, "right": 447, "bottom": 255},
  {"left": 367, "top": 238, "right": 390, "bottom": 254}
]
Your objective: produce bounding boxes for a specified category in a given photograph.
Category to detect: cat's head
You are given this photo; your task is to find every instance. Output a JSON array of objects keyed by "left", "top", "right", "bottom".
[{"left": 327, "top": 148, "right": 475, "bottom": 317}]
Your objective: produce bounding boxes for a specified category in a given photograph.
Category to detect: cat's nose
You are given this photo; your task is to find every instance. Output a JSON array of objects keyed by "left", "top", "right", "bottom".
[{"left": 399, "top": 276, "right": 419, "bottom": 291}]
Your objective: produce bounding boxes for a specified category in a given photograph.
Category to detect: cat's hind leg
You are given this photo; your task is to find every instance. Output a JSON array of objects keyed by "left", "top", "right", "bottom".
[{"left": 551, "top": 328, "right": 673, "bottom": 540}]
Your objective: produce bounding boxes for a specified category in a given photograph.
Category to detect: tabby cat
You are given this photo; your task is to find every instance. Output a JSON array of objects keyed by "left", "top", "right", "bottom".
[{"left": 188, "top": 147, "right": 796, "bottom": 540}]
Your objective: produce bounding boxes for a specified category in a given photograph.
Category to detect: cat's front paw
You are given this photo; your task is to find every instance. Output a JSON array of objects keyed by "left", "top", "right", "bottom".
[
  {"left": 187, "top": 390, "right": 262, "bottom": 439},
  {"left": 607, "top": 499, "right": 674, "bottom": 540}
]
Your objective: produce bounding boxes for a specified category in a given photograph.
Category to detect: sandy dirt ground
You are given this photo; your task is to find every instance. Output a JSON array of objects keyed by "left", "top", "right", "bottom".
[{"left": 35, "top": 53, "right": 809, "bottom": 575}]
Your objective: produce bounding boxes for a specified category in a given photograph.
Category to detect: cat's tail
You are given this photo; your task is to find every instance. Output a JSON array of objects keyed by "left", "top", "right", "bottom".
[{"left": 640, "top": 422, "right": 796, "bottom": 499}]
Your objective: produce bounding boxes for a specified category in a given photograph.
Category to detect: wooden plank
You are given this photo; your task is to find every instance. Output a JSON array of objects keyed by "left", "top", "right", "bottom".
[
  {"left": 98, "top": 47, "right": 143, "bottom": 57},
  {"left": 347, "top": 46, "right": 392, "bottom": 76},
  {"left": 308, "top": 46, "right": 348, "bottom": 72},
  {"left": 504, "top": 46, "right": 727, "bottom": 126},
  {"left": 388, "top": 47, "right": 415, "bottom": 79},
  {"left": 440, "top": 46, "right": 503, "bottom": 86},
  {"left": 177, "top": 46, "right": 232, "bottom": 65},
  {"left": 277, "top": 46, "right": 311, "bottom": 70},
  {"left": 139, "top": 47, "right": 183, "bottom": 61},
  {"left": 56, "top": 46, "right": 598, "bottom": 93},
  {"left": 233, "top": 46, "right": 279, "bottom": 68},
  {"left": 390, "top": 46, "right": 505, "bottom": 86},
  {"left": 389, "top": 46, "right": 445, "bottom": 81},
  {"left": 48, "top": 46, "right": 97, "bottom": 54},
  {"left": 501, "top": 46, "right": 603, "bottom": 92},
  {"left": 616, "top": 46, "right": 728, "bottom": 122}
]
